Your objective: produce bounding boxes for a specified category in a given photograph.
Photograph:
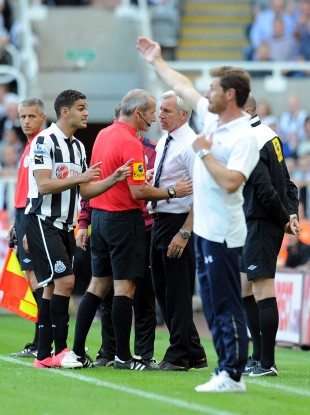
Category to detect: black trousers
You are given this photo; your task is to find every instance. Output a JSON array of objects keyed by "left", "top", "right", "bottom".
[
  {"left": 100, "top": 229, "right": 157, "bottom": 359},
  {"left": 150, "top": 213, "right": 206, "bottom": 367}
]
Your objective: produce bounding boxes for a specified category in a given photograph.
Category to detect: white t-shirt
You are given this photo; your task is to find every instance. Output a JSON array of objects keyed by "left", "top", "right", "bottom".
[{"left": 193, "top": 98, "right": 259, "bottom": 248}]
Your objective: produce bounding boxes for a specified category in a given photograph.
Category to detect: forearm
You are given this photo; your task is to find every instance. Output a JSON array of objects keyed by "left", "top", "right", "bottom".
[
  {"left": 37, "top": 175, "right": 82, "bottom": 195},
  {"left": 130, "top": 183, "right": 170, "bottom": 201},
  {"left": 152, "top": 57, "right": 201, "bottom": 110},
  {"left": 80, "top": 176, "right": 117, "bottom": 200},
  {"left": 201, "top": 154, "right": 244, "bottom": 193},
  {"left": 181, "top": 208, "right": 193, "bottom": 232}
]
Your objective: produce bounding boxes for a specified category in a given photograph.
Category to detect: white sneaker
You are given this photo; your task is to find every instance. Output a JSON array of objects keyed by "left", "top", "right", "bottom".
[
  {"left": 53, "top": 349, "right": 83, "bottom": 369},
  {"left": 195, "top": 370, "right": 246, "bottom": 393}
]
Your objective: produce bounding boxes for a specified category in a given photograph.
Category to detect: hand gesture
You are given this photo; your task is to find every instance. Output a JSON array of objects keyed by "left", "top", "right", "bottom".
[
  {"left": 76, "top": 228, "right": 89, "bottom": 251},
  {"left": 173, "top": 175, "right": 193, "bottom": 198},
  {"left": 192, "top": 132, "right": 213, "bottom": 153},
  {"left": 284, "top": 214, "right": 301, "bottom": 236},
  {"left": 80, "top": 162, "right": 102, "bottom": 183},
  {"left": 112, "top": 159, "right": 133, "bottom": 183},
  {"left": 137, "top": 37, "right": 161, "bottom": 64}
]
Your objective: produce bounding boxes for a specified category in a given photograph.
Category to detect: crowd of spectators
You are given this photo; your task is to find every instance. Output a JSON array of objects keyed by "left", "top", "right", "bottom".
[{"left": 246, "top": 0, "right": 310, "bottom": 73}]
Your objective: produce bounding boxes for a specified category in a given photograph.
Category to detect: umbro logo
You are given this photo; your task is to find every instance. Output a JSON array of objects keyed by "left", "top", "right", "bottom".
[
  {"left": 247, "top": 265, "right": 257, "bottom": 271},
  {"left": 204, "top": 255, "right": 213, "bottom": 264},
  {"left": 23, "top": 258, "right": 31, "bottom": 264}
]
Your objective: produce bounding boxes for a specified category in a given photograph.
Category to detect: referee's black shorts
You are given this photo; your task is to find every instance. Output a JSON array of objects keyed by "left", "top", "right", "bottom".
[
  {"left": 15, "top": 208, "right": 33, "bottom": 271},
  {"left": 26, "top": 214, "right": 75, "bottom": 287},
  {"left": 90, "top": 209, "right": 146, "bottom": 280},
  {"left": 239, "top": 218, "right": 284, "bottom": 280}
]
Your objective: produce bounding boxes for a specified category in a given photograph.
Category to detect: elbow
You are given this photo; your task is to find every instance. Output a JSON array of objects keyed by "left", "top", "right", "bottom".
[
  {"left": 131, "top": 189, "right": 144, "bottom": 200},
  {"left": 38, "top": 184, "right": 50, "bottom": 196},
  {"left": 225, "top": 182, "right": 240, "bottom": 194}
]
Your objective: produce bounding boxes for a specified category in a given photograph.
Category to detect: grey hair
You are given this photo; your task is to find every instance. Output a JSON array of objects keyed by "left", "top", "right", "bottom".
[
  {"left": 160, "top": 90, "right": 192, "bottom": 120},
  {"left": 121, "top": 89, "right": 155, "bottom": 116},
  {"left": 18, "top": 98, "right": 46, "bottom": 115}
]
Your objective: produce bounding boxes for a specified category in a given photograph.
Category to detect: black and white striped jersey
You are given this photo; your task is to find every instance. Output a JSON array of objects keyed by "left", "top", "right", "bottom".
[{"left": 25, "top": 122, "right": 87, "bottom": 231}]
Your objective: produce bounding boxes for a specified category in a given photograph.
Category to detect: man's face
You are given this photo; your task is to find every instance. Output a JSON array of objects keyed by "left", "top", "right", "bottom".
[
  {"left": 159, "top": 96, "right": 187, "bottom": 133},
  {"left": 205, "top": 77, "right": 228, "bottom": 114},
  {"left": 67, "top": 99, "right": 89, "bottom": 130},
  {"left": 137, "top": 98, "right": 156, "bottom": 132},
  {"left": 19, "top": 105, "right": 46, "bottom": 139}
]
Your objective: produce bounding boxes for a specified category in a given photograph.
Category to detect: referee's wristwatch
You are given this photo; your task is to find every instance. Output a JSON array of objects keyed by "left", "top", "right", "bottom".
[
  {"left": 197, "top": 149, "right": 211, "bottom": 159},
  {"left": 179, "top": 228, "right": 191, "bottom": 240}
]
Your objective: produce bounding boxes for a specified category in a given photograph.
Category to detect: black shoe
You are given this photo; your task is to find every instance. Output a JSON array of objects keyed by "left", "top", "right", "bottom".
[
  {"left": 114, "top": 357, "right": 154, "bottom": 370},
  {"left": 134, "top": 356, "right": 157, "bottom": 369},
  {"left": 155, "top": 360, "right": 188, "bottom": 371},
  {"left": 249, "top": 362, "right": 278, "bottom": 377},
  {"left": 78, "top": 353, "right": 93, "bottom": 368},
  {"left": 243, "top": 356, "right": 259, "bottom": 375},
  {"left": 10, "top": 343, "right": 37, "bottom": 358},
  {"left": 189, "top": 357, "right": 208, "bottom": 369},
  {"left": 93, "top": 357, "right": 114, "bottom": 367}
]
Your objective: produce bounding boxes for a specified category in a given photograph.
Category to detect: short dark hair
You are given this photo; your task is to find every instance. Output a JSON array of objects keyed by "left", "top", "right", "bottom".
[
  {"left": 210, "top": 66, "right": 251, "bottom": 108},
  {"left": 54, "top": 89, "right": 86, "bottom": 119}
]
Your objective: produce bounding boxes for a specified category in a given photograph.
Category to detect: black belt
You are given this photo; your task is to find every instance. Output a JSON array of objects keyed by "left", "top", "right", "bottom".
[{"left": 150, "top": 212, "right": 174, "bottom": 220}]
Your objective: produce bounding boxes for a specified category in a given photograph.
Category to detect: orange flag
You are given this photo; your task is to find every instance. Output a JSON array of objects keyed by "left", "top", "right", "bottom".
[{"left": 0, "top": 248, "right": 38, "bottom": 322}]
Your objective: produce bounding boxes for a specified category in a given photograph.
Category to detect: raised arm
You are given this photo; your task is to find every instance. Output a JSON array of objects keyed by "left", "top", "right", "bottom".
[{"left": 137, "top": 36, "right": 202, "bottom": 111}]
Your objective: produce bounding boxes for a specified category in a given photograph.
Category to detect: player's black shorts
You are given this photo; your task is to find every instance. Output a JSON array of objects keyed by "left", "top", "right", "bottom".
[
  {"left": 90, "top": 209, "right": 145, "bottom": 280},
  {"left": 239, "top": 218, "right": 284, "bottom": 280},
  {"left": 25, "top": 214, "right": 75, "bottom": 287},
  {"left": 15, "top": 208, "right": 33, "bottom": 271}
]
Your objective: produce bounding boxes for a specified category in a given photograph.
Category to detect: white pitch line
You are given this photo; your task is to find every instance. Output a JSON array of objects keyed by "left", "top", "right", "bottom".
[
  {"left": 0, "top": 356, "right": 234, "bottom": 415},
  {"left": 246, "top": 378, "right": 310, "bottom": 397}
]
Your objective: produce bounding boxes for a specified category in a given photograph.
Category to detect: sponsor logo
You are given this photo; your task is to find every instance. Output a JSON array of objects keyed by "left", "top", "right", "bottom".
[
  {"left": 54, "top": 260, "right": 66, "bottom": 273},
  {"left": 34, "top": 155, "right": 43, "bottom": 163},
  {"left": 34, "top": 143, "right": 45, "bottom": 156},
  {"left": 23, "top": 258, "right": 31, "bottom": 264},
  {"left": 55, "top": 164, "right": 80, "bottom": 179},
  {"left": 56, "top": 164, "right": 69, "bottom": 179},
  {"left": 204, "top": 255, "right": 213, "bottom": 264},
  {"left": 133, "top": 162, "right": 145, "bottom": 181},
  {"left": 247, "top": 265, "right": 257, "bottom": 271}
]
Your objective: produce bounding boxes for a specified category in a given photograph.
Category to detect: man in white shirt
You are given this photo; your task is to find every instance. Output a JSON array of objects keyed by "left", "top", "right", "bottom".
[
  {"left": 150, "top": 90, "right": 207, "bottom": 371},
  {"left": 137, "top": 37, "right": 259, "bottom": 392}
]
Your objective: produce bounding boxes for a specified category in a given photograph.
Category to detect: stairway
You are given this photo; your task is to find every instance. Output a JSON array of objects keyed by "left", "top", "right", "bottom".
[{"left": 176, "top": 0, "right": 253, "bottom": 61}]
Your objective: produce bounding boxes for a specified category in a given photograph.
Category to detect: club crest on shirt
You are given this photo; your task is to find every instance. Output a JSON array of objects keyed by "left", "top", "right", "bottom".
[
  {"left": 34, "top": 143, "right": 45, "bottom": 156},
  {"left": 132, "top": 162, "right": 145, "bottom": 180},
  {"left": 54, "top": 260, "right": 66, "bottom": 273},
  {"left": 272, "top": 137, "right": 283, "bottom": 162}
]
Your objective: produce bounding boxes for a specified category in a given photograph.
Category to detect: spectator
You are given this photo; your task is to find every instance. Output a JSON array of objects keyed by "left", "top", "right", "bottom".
[
  {"left": 295, "top": 0, "right": 310, "bottom": 63},
  {"left": 297, "top": 116, "right": 310, "bottom": 157},
  {"left": 254, "top": 17, "right": 299, "bottom": 61},
  {"left": 249, "top": 0, "right": 297, "bottom": 50},
  {"left": 285, "top": 234, "right": 310, "bottom": 269},
  {"left": 278, "top": 94, "right": 308, "bottom": 157}
]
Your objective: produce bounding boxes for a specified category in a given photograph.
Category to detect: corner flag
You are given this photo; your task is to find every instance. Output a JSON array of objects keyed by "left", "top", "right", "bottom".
[{"left": 0, "top": 248, "right": 38, "bottom": 322}]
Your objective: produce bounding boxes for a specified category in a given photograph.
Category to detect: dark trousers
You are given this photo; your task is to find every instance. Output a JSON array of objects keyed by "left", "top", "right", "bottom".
[
  {"left": 100, "top": 229, "right": 157, "bottom": 359},
  {"left": 150, "top": 213, "right": 205, "bottom": 368},
  {"left": 195, "top": 235, "right": 248, "bottom": 378}
]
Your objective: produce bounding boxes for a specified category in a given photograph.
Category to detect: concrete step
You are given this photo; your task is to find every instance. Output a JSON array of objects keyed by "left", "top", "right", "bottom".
[{"left": 176, "top": 49, "right": 244, "bottom": 60}]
